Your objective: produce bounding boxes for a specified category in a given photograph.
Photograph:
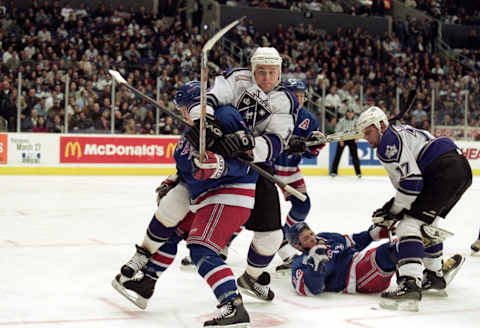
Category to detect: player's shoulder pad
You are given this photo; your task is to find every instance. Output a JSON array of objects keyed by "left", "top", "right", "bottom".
[
  {"left": 377, "top": 126, "right": 402, "bottom": 163},
  {"left": 221, "top": 67, "right": 250, "bottom": 79},
  {"left": 214, "top": 104, "right": 248, "bottom": 134},
  {"left": 276, "top": 85, "right": 299, "bottom": 115}
]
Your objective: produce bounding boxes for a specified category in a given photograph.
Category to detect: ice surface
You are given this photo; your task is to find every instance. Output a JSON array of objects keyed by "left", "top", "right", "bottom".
[{"left": 1, "top": 175, "right": 479, "bottom": 328}]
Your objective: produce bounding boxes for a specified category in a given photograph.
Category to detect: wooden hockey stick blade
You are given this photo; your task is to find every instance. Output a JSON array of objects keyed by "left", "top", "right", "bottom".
[
  {"left": 239, "top": 159, "right": 307, "bottom": 202},
  {"left": 201, "top": 16, "right": 246, "bottom": 57},
  {"left": 389, "top": 89, "right": 416, "bottom": 123}
]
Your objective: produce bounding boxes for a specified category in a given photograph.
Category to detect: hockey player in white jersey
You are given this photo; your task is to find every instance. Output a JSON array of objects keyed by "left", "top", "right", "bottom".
[
  {"left": 188, "top": 47, "right": 299, "bottom": 301},
  {"left": 357, "top": 106, "right": 472, "bottom": 311}
]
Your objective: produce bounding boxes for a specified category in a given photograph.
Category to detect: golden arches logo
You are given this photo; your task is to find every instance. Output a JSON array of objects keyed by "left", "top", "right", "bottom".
[
  {"left": 64, "top": 141, "right": 82, "bottom": 159},
  {"left": 165, "top": 142, "right": 176, "bottom": 159}
]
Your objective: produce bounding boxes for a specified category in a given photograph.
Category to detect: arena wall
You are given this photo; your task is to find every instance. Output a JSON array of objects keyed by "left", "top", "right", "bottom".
[{"left": 1, "top": 133, "right": 479, "bottom": 176}]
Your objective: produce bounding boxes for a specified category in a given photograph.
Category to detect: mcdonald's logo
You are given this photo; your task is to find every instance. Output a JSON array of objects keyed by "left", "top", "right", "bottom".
[
  {"left": 64, "top": 141, "right": 82, "bottom": 159},
  {"left": 165, "top": 142, "right": 176, "bottom": 159}
]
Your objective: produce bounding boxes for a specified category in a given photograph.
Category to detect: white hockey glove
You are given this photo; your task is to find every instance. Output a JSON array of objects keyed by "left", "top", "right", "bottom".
[
  {"left": 305, "top": 244, "right": 329, "bottom": 272},
  {"left": 368, "top": 224, "right": 391, "bottom": 241},
  {"left": 305, "top": 131, "right": 326, "bottom": 156},
  {"left": 155, "top": 174, "right": 180, "bottom": 205}
]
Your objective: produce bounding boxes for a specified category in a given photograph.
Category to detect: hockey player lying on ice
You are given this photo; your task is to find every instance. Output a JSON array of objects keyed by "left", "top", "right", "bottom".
[{"left": 287, "top": 221, "right": 464, "bottom": 311}]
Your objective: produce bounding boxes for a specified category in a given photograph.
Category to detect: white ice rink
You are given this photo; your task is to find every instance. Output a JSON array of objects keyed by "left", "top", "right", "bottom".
[{"left": 1, "top": 175, "right": 479, "bottom": 328}]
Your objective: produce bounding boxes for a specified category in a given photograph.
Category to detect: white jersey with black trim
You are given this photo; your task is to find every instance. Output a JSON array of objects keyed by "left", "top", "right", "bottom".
[
  {"left": 190, "top": 67, "right": 298, "bottom": 163},
  {"left": 376, "top": 124, "right": 458, "bottom": 213}
]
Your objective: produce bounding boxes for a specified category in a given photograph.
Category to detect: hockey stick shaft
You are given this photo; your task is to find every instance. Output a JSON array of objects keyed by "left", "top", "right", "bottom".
[
  {"left": 199, "top": 16, "right": 247, "bottom": 161},
  {"left": 108, "top": 69, "right": 306, "bottom": 202}
]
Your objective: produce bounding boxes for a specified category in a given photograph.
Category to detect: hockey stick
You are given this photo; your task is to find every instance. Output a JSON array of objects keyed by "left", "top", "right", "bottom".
[
  {"left": 108, "top": 69, "right": 307, "bottom": 202},
  {"left": 389, "top": 89, "right": 416, "bottom": 124},
  {"left": 303, "top": 130, "right": 363, "bottom": 148},
  {"left": 199, "top": 16, "right": 247, "bottom": 161}
]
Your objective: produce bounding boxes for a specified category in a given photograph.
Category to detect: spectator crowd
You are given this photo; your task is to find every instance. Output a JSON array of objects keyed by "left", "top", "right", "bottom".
[{"left": 0, "top": 0, "right": 479, "bottom": 139}]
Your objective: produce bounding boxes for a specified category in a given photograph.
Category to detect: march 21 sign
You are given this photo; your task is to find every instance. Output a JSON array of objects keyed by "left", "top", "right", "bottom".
[{"left": 60, "top": 136, "right": 179, "bottom": 164}]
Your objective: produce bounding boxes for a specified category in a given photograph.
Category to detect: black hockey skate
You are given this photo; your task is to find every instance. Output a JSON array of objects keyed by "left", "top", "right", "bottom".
[
  {"left": 471, "top": 239, "right": 480, "bottom": 254},
  {"left": 121, "top": 244, "right": 152, "bottom": 278},
  {"left": 204, "top": 294, "right": 250, "bottom": 327},
  {"left": 111, "top": 272, "right": 157, "bottom": 310},
  {"left": 422, "top": 269, "right": 446, "bottom": 291},
  {"left": 379, "top": 276, "right": 422, "bottom": 312},
  {"left": 237, "top": 271, "right": 274, "bottom": 301}
]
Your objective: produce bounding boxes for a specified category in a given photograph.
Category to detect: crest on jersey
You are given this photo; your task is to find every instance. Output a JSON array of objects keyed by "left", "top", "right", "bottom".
[
  {"left": 298, "top": 118, "right": 310, "bottom": 130},
  {"left": 237, "top": 90, "right": 272, "bottom": 129},
  {"left": 385, "top": 144, "right": 398, "bottom": 159}
]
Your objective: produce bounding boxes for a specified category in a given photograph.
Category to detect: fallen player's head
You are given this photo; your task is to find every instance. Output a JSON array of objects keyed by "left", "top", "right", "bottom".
[
  {"left": 286, "top": 222, "right": 317, "bottom": 252},
  {"left": 174, "top": 80, "right": 200, "bottom": 124}
]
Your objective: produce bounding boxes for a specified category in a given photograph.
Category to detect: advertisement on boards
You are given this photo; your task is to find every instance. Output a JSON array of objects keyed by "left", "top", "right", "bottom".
[
  {"left": 60, "top": 136, "right": 179, "bottom": 164},
  {"left": 7, "top": 134, "right": 54, "bottom": 165},
  {"left": 0, "top": 134, "right": 7, "bottom": 164}
]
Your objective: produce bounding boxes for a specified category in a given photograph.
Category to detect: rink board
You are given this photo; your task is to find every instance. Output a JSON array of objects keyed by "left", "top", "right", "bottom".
[{"left": 0, "top": 133, "right": 479, "bottom": 176}]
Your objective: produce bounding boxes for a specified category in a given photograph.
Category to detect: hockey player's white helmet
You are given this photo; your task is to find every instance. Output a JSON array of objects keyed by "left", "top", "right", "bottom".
[
  {"left": 251, "top": 47, "right": 282, "bottom": 80},
  {"left": 357, "top": 106, "right": 389, "bottom": 133}
]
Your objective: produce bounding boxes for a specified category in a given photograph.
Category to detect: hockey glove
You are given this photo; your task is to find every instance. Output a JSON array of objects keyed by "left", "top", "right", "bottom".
[
  {"left": 214, "top": 130, "right": 255, "bottom": 161},
  {"left": 368, "top": 224, "right": 391, "bottom": 241},
  {"left": 287, "top": 135, "right": 308, "bottom": 155},
  {"left": 192, "top": 151, "right": 227, "bottom": 180},
  {"left": 184, "top": 115, "right": 224, "bottom": 151},
  {"left": 306, "top": 131, "right": 326, "bottom": 156},
  {"left": 155, "top": 174, "right": 180, "bottom": 205},
  {"left": 305, "top": 244, "right": 329, "bottom": 272},
  {"left": 372, "top": 198, "right": 403, "bottom": 229}
]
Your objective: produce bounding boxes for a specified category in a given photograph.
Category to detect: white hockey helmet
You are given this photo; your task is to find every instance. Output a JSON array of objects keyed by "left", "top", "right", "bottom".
[
  {"left": 250, "top": 47, "right": 282, "bottom": 79},
  {"left": 357, "top": 106, "right": 389, "bottom": 133}
]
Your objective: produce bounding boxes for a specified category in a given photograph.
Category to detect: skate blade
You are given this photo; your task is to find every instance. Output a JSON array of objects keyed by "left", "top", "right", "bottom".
[
  {"left": 444, "top": 255, "right": 466, "bottom": 285},
  {"left": 237, "top": 286, "right": 272, "bottom": 302},
  {"left": 111, "top": 278, "right": 148, "bottom": 310},
  {"left": 379, "top": 298, "right": 420, "bottom": 312},
  {"left": 423, "top": 289, "right": 448, "bottom": 297}
]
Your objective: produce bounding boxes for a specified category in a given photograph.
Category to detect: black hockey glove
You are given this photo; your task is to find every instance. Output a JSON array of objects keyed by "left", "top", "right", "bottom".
[
  {"left": 372, "top": 197, "right": 403, "bottom": 229},
  {"left": 214, "top": 130, "right": 255, "bottom": 161},
  {"left": 184, "top": 115, "right": 224, "bottom": 151},
  {"left": 287, "top": 135, "right": 308, "bottom": 155}
]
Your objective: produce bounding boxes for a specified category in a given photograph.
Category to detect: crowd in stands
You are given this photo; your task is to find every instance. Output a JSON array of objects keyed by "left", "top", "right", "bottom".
[
  {"left": 0, "top": 1, "right": 479, "bottom": 139},
  {"left": 219, "top": 0, "right": 390, "bottom": 17},
  {"left": 404, "top": 0, "right": 480, "bottom": 26}
]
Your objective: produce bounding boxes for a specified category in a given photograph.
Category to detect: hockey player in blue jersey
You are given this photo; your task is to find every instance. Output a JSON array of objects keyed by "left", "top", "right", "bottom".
[
  {"left": 273, "top": 79, "right": 325, "bottom": 272},
  {"left": 357, "top": 106, "right": 472, "bottom": 311},
  {"left": 113, "top": 81, "right": 259, "bottom": 327},
  {"left": 288, "top": 221, "right": 396, "bottom": 296},
  {"left": 287, "top": 222, "right": 465, "bottom": 302}
]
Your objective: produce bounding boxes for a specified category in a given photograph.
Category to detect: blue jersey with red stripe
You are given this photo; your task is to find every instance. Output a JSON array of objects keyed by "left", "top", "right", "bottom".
[
  {"left": 291, "top": 230, "right": 373, "bottom": 295},
  {"left": 276, "top": 108, "right": 319, "bottom": 169},
  {"left": 174, "top": 105, "right": 258, "bottom": 208}
]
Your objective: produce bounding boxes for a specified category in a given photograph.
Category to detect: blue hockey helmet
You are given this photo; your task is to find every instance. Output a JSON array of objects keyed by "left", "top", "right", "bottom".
[
  {"left": 285, "top": 79, "right": 307, "bottom": 93},
  {"left": 285, "top": 222, "right": 311, "bottom": 249},
  {"left": 174, "top": 81, "right": 201, "bottom": 108}
]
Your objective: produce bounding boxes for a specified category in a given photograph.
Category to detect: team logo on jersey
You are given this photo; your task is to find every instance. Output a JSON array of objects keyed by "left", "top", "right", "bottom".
[
  {"left": 237, "top": 90, "right": 271, "bottom": 129},
  {"left": 385, "top": 144, "right": 398, "bottom": 159},
  {"left": 298, "top": 118, "right": 310, "bottom": 130}
]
